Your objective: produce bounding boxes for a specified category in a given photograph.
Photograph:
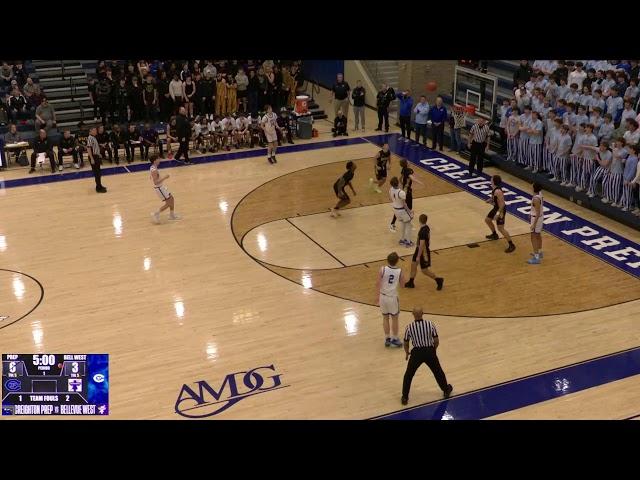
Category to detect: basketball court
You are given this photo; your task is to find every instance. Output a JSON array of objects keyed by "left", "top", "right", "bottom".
[{"left": 1, "top": 88, "right": 640, "bottom": 420}]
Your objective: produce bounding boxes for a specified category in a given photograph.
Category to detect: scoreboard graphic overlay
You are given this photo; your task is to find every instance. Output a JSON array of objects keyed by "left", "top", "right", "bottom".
[{"left": 2, "top": 354, "right": 109, "bottom": 416}]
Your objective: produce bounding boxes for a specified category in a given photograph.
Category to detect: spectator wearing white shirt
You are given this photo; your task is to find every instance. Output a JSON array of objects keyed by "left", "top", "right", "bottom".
[
  {"left": 578, "top": 85, "right": 592, "bottom": 111},
  {"left": 623, "top": 119, "right": 640, "bottom": 147},
  {"left": 556, "top": 77, "right": 569, "bottom": 100},
  {"left": 168, "top": 74, "right": 183, "bottom": 114},
  {"left": 542, "top": 60, "right": 558, "bottom": 77},
  {"left": 625, "top": 78, "right": 639, "bottom": 103},
  {"left": 589, "top": 107, "right": 603, "bottom": 138},
  {"left": 601, "top": 71, "right": 616, "bottom": 97},
  {"left": 621, "top": 100, "right": 637, "bottom": 124},
  {"left": 565, "top": 83, "right": 581, "bottom": 104},
  {"left": 568, "top": 61, "right": 587, "bottom": 89},
  {"left": 599, "top": 113, "right": 615, "bottom": 144},
  {"left": 591, "top": 88, "right": 606, "bottom": 113}
]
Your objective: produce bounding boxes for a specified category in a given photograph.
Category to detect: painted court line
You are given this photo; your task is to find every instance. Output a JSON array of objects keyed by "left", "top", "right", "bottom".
[
  {"left": 363, "top": 135, "right": 640, "bottom": 280},
  {"left": 0, "top": 137, "right": 370, "bottom": 189},
  {"left": 373, "top": 347, "right": 640, "bottom": 420}
]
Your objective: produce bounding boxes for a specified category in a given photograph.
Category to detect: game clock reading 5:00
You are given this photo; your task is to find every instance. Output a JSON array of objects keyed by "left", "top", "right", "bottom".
[{"left": 2, "top": 354, "right": 109, "bottom": 416}]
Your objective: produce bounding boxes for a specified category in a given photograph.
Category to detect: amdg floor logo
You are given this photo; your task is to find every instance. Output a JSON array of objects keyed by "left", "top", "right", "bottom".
[{"left": 175, "top": 364, "right": 288, "bottom": 418}]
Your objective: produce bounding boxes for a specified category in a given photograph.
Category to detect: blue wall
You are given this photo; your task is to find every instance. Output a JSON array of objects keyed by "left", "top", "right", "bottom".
[{"left": 302, "top": 60, "right": 344, "bottom": 89}]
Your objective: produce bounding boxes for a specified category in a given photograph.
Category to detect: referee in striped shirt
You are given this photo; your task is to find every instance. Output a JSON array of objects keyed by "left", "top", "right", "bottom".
[
  {"left": 401, "top": 307, "right": 452, "bottom": 405},
  {"left": 468, "top": 117, "right": 491, "bottom": 177},
  {"left": 87, "top": 126, "right": 107, "bottom": 193}
]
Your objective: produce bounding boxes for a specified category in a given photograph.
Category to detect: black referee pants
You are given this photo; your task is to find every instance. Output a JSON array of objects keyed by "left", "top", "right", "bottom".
[
  {"left": 90, "top": 157, "right": 104, "bottom": 190},
  {"left": 402, "top": 347, "right": 448, "bottom": 398},
  {"left": 469, "top": 141, "right": 487, "bottom": 175}
]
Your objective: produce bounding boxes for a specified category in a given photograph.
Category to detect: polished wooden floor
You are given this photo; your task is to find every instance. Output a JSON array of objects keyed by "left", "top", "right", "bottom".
[{"left": 1, "top": 91, "right": 640, "bottom": 419}]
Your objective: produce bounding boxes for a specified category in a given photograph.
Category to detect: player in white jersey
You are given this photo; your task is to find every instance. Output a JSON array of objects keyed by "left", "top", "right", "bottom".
[
  {"left": 194, "top": 117, "right": 211, "bottom": 153},
  {"left": 235, "top": 112, "right": 251, "bottom": 148},
  {"left": 209, "top": 115, "right": 224, "bottom": 151},
  {"left": 149, "top": 155, "right": 180, "bottom": 224},
  {"left": 376, "top": 251, "right": 406, "bottom": 347},
  {"left": 527, "top": 182, "right": 544, "bottom": 265},
  {"left": 220, "top": 114, "right": 236, "bottom": 151},
  {"left": 262, "top": 104, "right": 280, "bottom": 164},
  {"left": 389, "top": 177, "right": 413, "bottom": 247}
]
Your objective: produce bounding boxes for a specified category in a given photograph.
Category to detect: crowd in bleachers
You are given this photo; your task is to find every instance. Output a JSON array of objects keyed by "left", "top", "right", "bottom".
[
  {"left": 1, "top": 59, "right": 308, "bottom": 172},
  {"left": 89, "top": 59, "right": 305, "bottom": 124},
  {"left": 0, "top": 60, "right": 44, "bottom": 127},
  {"left": 498, "top": 60, "right": 640, "bottom": 215}
]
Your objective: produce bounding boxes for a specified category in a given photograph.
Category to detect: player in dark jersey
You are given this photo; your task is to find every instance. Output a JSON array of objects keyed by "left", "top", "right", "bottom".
[
  {"left": 485, "top": 174, "right": 516, "bottom": 253},
  {"left": 330, "top": 161, "right": 357, "bottom": 217},
  {"left": 369, "top": 143, "right": 391, "bottom": 193},
  {"left": 404, "top": 214, "right": 444, "bottom": 290},
  {"left": 390, "top": 158, "right": 423, "bottom": 232}
]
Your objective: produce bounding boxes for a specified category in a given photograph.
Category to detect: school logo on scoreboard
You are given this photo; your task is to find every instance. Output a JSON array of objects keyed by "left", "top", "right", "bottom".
[
  {"left": 175, "top": 364, "right": 288, "bottom": 418},
  {"left": 4, "top": 379, "right": 21, "bottom": 391}
]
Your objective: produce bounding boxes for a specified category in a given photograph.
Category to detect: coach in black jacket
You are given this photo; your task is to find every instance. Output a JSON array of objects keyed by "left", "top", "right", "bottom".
[
  {"left": 376, "top": 84, "right": 395, "bottom": 132},
  {"left": 58, "top": 129, "right": 81, "bottom": 168},
  {"left": 29, "top": 129, "right": 56, "bottom": 173},
  {"left": 174, "top": 107, "right": 192, "bottom": 164}
]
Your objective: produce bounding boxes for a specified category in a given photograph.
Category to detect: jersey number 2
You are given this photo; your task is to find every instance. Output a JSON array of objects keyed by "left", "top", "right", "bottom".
[{"left": 388, "top": 275, "right": 395, "bottom": 284}]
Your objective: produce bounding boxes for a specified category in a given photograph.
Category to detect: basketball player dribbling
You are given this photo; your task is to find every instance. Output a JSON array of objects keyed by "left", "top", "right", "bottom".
[
  {"left": 330, "top": 161, "right": 357, "bottom": 217},
  {"left": 404, "top": 214, "right": 444, "bottom": 290},
  {"left": 485, "top": 174, "right": 515, "bottom": 253},
  {"left": 527, "top": 182, "right": 544, "bottom": 264},
  {"left": 389, "top": 177, "right": 414, "bottom": 246},
  {"left": 390, "top": 158, "right": 423, "bottom": 232},
  {"left": 261, "top": 104, "right": 279, "bottom": 164},
  {"left": 376, "top": 251, "right": 405, "bottom": 347},
  {"left": 150, "top": 155, "right": 180, "bottom": 224},
  {"left": 369, "top": 143, "right": 391, "bottom": 193}
]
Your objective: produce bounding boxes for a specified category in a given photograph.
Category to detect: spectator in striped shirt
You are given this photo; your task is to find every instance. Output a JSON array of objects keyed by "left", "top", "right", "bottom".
[
  {"left": 449, "top": 104, "right": 466, "bottom": 154},
  {"left": 401, "top": 307, "right": 452, "bottom": 405}
]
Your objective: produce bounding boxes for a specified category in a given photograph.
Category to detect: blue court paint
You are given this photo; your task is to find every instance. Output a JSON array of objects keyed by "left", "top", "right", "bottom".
[
  {"left": 0, "top": 136, "right": 368, "bottom": 189},
  {"left": 374, "top": 346, "right": 640, "bottom": 420},
  {"left": 364, "top": 135, "right": 640, "bottom": 279}
]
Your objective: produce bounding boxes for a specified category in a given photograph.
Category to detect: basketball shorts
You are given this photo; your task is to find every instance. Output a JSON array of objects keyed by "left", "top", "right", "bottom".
[
  {"left": 379, "top": 294, "right": 400, "bottom": 316},
  {"left": 334, "top": 185, "right": 349, "bottom": 201},
  {"left": 375, "top": 168, "right": 387, "bottom": 181},
  {"left": 393, "top": 208, "right": 413, "bottom": 223},
  {"left": 265, "top": 130, "right": 278, "bottom": 143},
  {"left": 530, "top": 216, "right": 543, "bottom": 233},
  {"left": 412, "top": 248, "right": 431, "bottom": 269},
  {"left": 487, "top": 206, "right": 505, "bottom": 226},
  {"left": 155, "top": 185, "right": 172, "bottom": 201}
]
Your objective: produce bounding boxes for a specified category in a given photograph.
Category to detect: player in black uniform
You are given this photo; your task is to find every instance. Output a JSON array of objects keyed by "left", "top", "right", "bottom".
[
  {"left": 330, "top": 161, "right": 357, "bottom": 217},
  {"left": 276, "top": 108, "right": 294, "bottom": 145},
  {"left": 124, "top": 123, "right": 143, "bottom": 163},
  {"left": 404, "top": 214, "right": 444, "bottom": 290},
  {"left": 109, "top": 124, "right": 124, "bottom": 165},
  {"left": 369, "top": 143, "right": 391, "bottom": 194},
  {"left": 485, "top": 174, "right": 516, "bottom": 253},
  {"left": 96, "top": 125, "right": 113, "bottom": 163},
  {"left": 75, "top": 122, "right": 88, "bottom": 166},
  {"left": 390, "top": 158, "right": 423, "bottom": 232}
]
